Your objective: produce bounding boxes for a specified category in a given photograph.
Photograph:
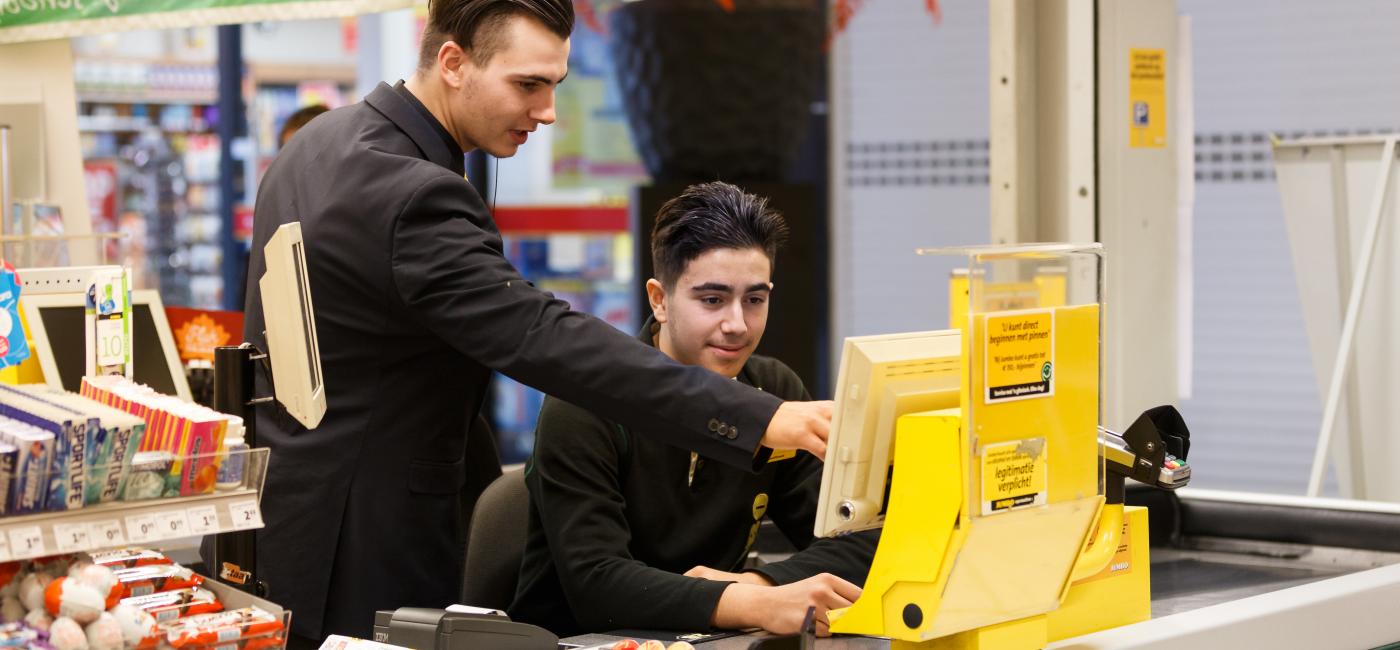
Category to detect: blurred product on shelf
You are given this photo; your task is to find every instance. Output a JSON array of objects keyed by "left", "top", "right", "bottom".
[
  {"left": 81, "top": 376, "right": 237, "bottom": 498},
  {"left": 74, "top": 61, "right": 217, "bottom": 104},
  {"left": 75, "top": 57, "right": 221, "bottom": 308},
  {"left": 490, "top": 228, "right": 634, "bottom": 463},
  {"left": 0, "top": 380, "right": 254, "bottom": 517},
  {"left": 0, "top": 548, "right": 284, "bottom": 648},
  {"left": 73, "top": 56, "right": 353, "bottom": 313}
]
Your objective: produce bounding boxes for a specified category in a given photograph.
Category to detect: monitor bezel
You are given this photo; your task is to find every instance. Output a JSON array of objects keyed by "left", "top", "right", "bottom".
[
  {"left": 19, "top": 288, "right": 193, "bottom": 402},
  {"left": 260, "top": 221, "right": 326, "bottom": 430},
  {"left": 815, "top": 328, "right": 963, "bottom": 538}
]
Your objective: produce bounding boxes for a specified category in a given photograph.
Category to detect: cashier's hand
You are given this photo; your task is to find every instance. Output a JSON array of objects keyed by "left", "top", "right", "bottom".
[
  {"left": 711, "top": 573, "right": 860, "bottom": 637},
  {"left": 762, "top": 401, "right": 834, "bottom": 461}
]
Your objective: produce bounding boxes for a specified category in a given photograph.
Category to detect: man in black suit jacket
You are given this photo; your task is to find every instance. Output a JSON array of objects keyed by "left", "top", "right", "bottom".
[{"left": 232, "top": 0, "right": 834, "bottom": 642}]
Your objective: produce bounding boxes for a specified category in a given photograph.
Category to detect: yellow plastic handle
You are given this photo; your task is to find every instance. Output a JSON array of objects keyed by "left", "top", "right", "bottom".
[{"left": 1069, "top": 502, "right": 1124, "bottom": 583}]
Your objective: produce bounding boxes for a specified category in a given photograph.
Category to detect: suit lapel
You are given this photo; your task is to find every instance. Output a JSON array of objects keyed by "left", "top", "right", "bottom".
[{"left": 365, "top": 82, "right": 461, "bottom": 172}]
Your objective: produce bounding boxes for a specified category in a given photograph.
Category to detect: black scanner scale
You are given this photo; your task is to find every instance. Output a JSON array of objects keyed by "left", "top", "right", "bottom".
[{"left": 373, "top": 608, "right": 558, "bottom": 650}]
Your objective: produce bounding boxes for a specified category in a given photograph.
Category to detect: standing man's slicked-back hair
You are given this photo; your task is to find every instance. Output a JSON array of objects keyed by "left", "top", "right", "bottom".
[
  {"left": 418, "top": 0, "right": 574, "bottom": 71},
  {"left": 651, "top": 181, "right": 791, "bottom": 290}
]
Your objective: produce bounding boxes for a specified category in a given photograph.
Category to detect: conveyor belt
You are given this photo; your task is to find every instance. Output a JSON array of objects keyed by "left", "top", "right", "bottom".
[{"left": 562, "top": 490, "right": 1400, "bottom": 649}]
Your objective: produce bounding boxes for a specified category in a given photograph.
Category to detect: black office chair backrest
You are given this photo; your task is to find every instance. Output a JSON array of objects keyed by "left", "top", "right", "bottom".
[{"left": 461, "top": 468, "right": 529, "bottom": 611}]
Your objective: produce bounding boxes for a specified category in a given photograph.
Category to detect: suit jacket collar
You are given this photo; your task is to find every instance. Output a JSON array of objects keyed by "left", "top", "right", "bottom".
[{"left": 366, "top": 81, "right": 465, "bottom": 176}]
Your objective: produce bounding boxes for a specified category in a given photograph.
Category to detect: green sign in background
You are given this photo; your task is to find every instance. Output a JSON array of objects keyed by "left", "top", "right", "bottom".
[{"left": 0, "top": 0, "right": 411, "bottom": 44}]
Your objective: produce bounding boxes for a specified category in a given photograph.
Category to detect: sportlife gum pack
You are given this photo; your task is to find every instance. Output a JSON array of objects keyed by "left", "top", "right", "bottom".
[
  {"left": 3, "top": 385, "right": 109, "bottom": 506},
  {"left": 0, "top": 388, "right": 87, "bottom": 511},
  {"left": 19, "top": 385, "right": 144, "bottom": 504}
]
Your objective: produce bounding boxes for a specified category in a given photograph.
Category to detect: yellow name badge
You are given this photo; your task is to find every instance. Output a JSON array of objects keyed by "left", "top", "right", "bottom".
[
  {"left": 768, "top": 449, "right": 797, "bottom": 463},
  {"left": 981, "top": 438, "right": 1048, "bottom": 516}
]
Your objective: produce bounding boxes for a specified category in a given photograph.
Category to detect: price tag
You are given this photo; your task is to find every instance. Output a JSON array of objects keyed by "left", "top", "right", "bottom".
[
  {"left": 92, "top": 520, "right": 126, "bottom": 547},
  {"left": 186, "top": 505, "right": 220, "bottom": 535},
  {"left": 8, "top": 526, "right": 44, "bottom": 558},
  {"left": 125, "top": 514, "right": 157, "bottom": 543},
  {"left": 0, "top": 534, "right": 11, "bottom": 562},
  {"left": 228, "top": 500, "right": 263, "bottom": 530},
  {"left": 156, "top": 511, "right": 190, "bottom": 540},
  {"left": 95, "top": 317, "right": 127, "bottom": 366},
  {"left": 52, "top": 522, "right": 93, "bottom": 552}
]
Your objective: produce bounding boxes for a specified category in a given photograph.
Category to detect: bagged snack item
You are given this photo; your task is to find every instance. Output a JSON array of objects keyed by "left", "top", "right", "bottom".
[
  {"left": 179, "top": 630, "right": 286, "bottom": 650},
  {"left": 160, "top": 607, "right": 283, "bottom": 648},
  {"left": 121, "top": 586, "right": 222, "bottom": 622},
  {"left": 87, "top": 548, "right": 171, "bottom": 570},
  {"left": 112, "top": 565, "right": 201, "bottom": 599}
]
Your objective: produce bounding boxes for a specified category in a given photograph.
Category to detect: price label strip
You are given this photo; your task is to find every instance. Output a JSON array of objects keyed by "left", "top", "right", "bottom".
[
  {"left": 0, "top": 534, "right": 10, "bottom": 562},
  {"left": 94, "top": 316, "right": 127, "bottom": 367},
  {"left": 92, "top": 520, "right": 126, "bottom": 547},
  {"left": 90, "top": 268, "right": 130, "bottom": 374},
  {"left": 156, "top": 511, "right": 190, "bottom": 540},
  {"left": 186, "top": 505, "right": 220, "bottom": 535},
  {"left": 228, "top": 500, "right": 263, "bottom": 530},
  {"left": 125, "top": 513, "right": 158, "bottom": 544},
  {"left": 8, "top": 526, "right": 44, "bottom": 559},
  {"left": 53, "top": 522, "right": 93, "bottom": 553}
]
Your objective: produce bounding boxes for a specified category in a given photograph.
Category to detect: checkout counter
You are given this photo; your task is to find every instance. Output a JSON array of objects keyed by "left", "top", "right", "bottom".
[
  {"left": 597, "top": 487, "right": 1400, "bottom": 649},
  {"left": 381, "top": 245, "right": 1400, "bottom": 649}
]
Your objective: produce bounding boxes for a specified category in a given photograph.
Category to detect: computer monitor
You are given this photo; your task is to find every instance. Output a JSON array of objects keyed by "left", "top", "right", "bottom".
[
  {"left": 260, "top": 221, "right": 325, "bottom": 430},
  {"left": 814, "top": 329, "right": 963, "bottom": 537},
  {"left": 20, "top": 288, "right": 193, "bottom": 402}
]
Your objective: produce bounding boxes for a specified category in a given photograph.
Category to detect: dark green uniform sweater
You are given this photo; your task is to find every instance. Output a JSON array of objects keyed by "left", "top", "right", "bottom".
[{"left": 509, "top": 319, "right": 879, "bottom": 637}]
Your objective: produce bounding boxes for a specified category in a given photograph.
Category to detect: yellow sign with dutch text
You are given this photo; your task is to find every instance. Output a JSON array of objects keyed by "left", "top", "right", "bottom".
[
  {"left": 981, "top": 438, "right": 1048, "bottom": 516},
  {"left": 985, "top": 309, "right": 1055, "bottom": 403},
  {"left": 1129, "top": 48, "right": 1167, "bottom": 148}
]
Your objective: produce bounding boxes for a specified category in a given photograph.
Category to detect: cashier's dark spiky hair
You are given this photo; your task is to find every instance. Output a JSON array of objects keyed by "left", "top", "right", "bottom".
[
  {"left": 418, "top": 0, "right": 574, "bottom": 71},
  {"left": 651, "top": 182, "right": 790, "bottom": 290}
]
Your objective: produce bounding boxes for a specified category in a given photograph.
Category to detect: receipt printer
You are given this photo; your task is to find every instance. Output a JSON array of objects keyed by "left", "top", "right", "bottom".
[{"left": 372, "top": 608, "right": 557, "bottom": 650}]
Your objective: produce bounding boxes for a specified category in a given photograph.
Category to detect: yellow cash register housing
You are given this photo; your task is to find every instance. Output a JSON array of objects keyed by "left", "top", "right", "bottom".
[{"left": 816, "top": 243, "right": 1190, "bottom": 649}]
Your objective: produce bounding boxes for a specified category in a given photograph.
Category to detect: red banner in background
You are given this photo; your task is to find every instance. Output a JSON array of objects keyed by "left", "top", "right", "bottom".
[
  {"left": 83, "top": 160, "right": 119, "bottom": 230},
  {"left": 165, "top": 307, "right": 244, "bottom": 362},
  {"left": 234, "top": 204, "right": 255, "bottom": 243}
]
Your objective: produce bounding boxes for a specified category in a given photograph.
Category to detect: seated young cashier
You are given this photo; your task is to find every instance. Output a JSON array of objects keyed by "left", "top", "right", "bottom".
[{"left": 509, "top": 181, "right": 879, "bottom": 638}]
